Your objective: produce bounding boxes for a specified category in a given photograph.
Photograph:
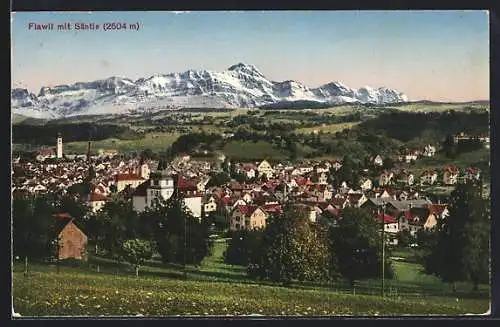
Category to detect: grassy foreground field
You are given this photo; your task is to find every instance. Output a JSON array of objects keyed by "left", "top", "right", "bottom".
[
  {"left": 12, "top": 242, "right": 489, "bottom": 317},
  {"left": 12, "top": 269, "right": 488, "bottom": 317}
]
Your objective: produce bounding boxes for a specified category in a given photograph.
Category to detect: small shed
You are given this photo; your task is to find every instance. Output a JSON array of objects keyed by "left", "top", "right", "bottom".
[{"left": 55, "top": 213, "right": 88, "bottom": 261}]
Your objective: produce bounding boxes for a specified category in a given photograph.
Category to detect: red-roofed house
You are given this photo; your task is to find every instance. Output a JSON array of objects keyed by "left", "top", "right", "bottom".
[
  {"left": 465, "top": 167, "right": 481, "bottom": 181},
  {"left": 376, "top": 213, "right": 399, "bottom": 245},
  {"left": 331, "top": 196, "right": 349, "bottom": 209},
  {"left": 308, "top": 184, "right": 333, "bottom": 202},
  {"left": 399, "top": 207, "right": 438, "bottom": 236},
  {"left": 426, "top": 203, "right": 449, "bottom": 220},
  {"left": 347, "top": 193, "right": 367, "bottom": 208},
  {"left": 230, "top": 205, "right": 268, "bottom": 231},
  {"left": 36, "top": 148, "right": 56, "bottom": 162},
  {"left": 443, "top": 165, "right": 460, "bottom": 185},
  {"left": 87, "top": 192, "right": 108, "bottom": 213},
  {"left": 395, "top": 170, "right": 414, "bottom": 186}
]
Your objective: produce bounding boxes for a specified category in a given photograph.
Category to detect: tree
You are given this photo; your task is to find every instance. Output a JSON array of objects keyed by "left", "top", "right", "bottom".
[
  {"left": 224, "top": 229, "right": 264, "bottom": 266},
  {"left": 396, "top": 230, "right": 413, "bottom": 248},
  {"left": 67, "top": 182, "right": 92, "bottom": 197},
  {"left": 329, "top": 207, "right": 393, "bottom": 288},
  {"left": 382, "top": 157, "right": 395, "bottom": 170},
  {"left": 207, "top": 172, "right": 231, "bottom": 188},
  {"left": 140, "top": 148, "right": 155, "bottom": 161},
  {"left": 97, "top": 196, "right": 139, "bottom": 259},
  {"left": 442, "top": 134, "right": 458, "bottom": 159},
  {"left": 121, "top": 238, "right": 154, "bottom": 278},
  {"left": 423, "top": 182, "right": 490, "bottom": 291},
  {"left": 139, "top": 197, "right": 210, "bottom": 265},
  {"left": 207, "top": 212, "right": 228, "bottom": 232},
  {"left": 58, "top": 194, "right": 90, "bottom": 220},
  {"left": 260, "top": 206, "right": 332, "bottom": 285},
  {"left": 337, "top": 154, "right": 360, "bottom": 188},
  {"left": 12, "top": 194, "right": 59, "bottom": 268}
]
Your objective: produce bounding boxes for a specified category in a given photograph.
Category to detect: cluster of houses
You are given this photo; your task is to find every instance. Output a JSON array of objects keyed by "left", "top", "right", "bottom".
[
  {"left": 454, "top": 131, "right": 490, "bottom": 149},
  {"left": 32, "top": 153, "right": 458, "bottom": 246},
  {"left": 378, "top": 164, "right": 480, "bottom": 187},
  {"left": 12, "top": 132, "right": 485, "bottom": 248}
]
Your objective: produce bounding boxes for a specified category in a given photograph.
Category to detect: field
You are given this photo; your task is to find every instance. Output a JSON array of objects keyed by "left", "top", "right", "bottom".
[
  {"left": 64, "top": 132, "right": 181, "bottom": 153},
  {"left": 222, "top": 140, "right": 289, "bottom": 161},
  {"left": 296, "top": 122, "right": 361, "bottom": 134},
  {"left": 12, "top": 241, "right": 489, "bottom": 317},
  {"left": 394, "top": 102, "right": 489, "bottom": 113}
]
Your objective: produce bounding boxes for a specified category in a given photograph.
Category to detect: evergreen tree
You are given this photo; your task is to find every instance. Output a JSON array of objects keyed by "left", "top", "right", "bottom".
[
  {"left": 442, "top": 134, "right": 458, "bottom": 159},
  {"left": 423, "top": 182, "right": 490, "bottom": 291},
  {"left": 337, "top": 154, "right": 360, "bottom": 188},
  {"left": 329, "top": 207, "right": 393, "bottom": 287}
]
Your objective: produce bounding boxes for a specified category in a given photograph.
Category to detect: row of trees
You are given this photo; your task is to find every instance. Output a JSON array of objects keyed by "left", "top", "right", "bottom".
[
  {"left": 12, "top": 192, "right": 212, "bottom": 277},
  {"left": 225, "top": 206, "right": 393, "bottom": 287},
  {"left": 224, "top": 182, "right": 490, "bottom": 290}
]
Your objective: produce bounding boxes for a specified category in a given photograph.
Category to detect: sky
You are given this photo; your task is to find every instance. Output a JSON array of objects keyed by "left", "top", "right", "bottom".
[{"left": 11, "top": 11, "right": 489, "bottom": 102}]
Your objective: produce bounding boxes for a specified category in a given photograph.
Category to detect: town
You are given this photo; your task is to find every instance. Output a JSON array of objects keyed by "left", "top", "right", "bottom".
[{"left": 12, "top": 131, "right": 486, "bottom": 247}]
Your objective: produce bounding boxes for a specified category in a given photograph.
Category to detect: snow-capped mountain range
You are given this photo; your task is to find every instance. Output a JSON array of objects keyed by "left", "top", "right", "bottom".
[{"left": 11, "top": 63, "right": 409, "bottom": 119}]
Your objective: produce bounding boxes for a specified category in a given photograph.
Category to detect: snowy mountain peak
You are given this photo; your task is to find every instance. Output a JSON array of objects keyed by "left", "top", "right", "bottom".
[
  {"left": 12, "top": 63, "right": 409, "bottom": 119},
  {"left": 228, "top": 62, "right": 264, "bottom": 77}
]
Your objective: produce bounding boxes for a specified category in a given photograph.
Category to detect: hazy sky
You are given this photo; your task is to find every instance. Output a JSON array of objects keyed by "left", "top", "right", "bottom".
[{"left": 11, "top": 11, "right": 489, "bottom": 102}]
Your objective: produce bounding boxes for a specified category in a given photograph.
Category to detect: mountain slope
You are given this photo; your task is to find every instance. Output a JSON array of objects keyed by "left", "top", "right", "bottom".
[{"left": 11, "top": 63, "right": 409, "bottom": 119}]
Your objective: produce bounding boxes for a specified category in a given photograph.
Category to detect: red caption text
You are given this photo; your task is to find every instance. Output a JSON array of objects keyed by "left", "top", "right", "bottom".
[{"left": 28, "top": 22, "right": 141, "bottom": 31}]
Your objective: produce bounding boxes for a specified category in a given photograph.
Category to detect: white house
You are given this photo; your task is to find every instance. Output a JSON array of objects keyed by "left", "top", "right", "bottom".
[
  {"left": 373, "top": 154, "right": 384, "bottom": 167},
  {"left": 203, "top": 196, "right": 218, "bottom": 215},
  {"left": 330, "top": 160, "right": 342, "bottom": 171},
  {"left": 377, "top": 213, "right": 399, "bottom": 246},
  {"left": 359, "top": 177, "right": 373, "bottom": 191},
  {"left": 423, "top": 144, "right": 437, "bottom": 157},
  {"left": 318, "top": 172, "right": 329, "bottom": 185},
  {"left": 132, "top": 172, "right": 175, "bottom": 213},
  {"left": 420, "top": 169, "right": 438, "bottom": 185},
  {"left": 257, "top": 160, "right": 274, "bottom": 178},
  {"left": 183, "top": 194, "right": 203, "bottom": 219}
]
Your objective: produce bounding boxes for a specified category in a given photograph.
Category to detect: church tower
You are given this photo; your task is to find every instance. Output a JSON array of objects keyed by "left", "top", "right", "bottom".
[{"left": 56, "top": 133, "right": 63, "bottom": 159}]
